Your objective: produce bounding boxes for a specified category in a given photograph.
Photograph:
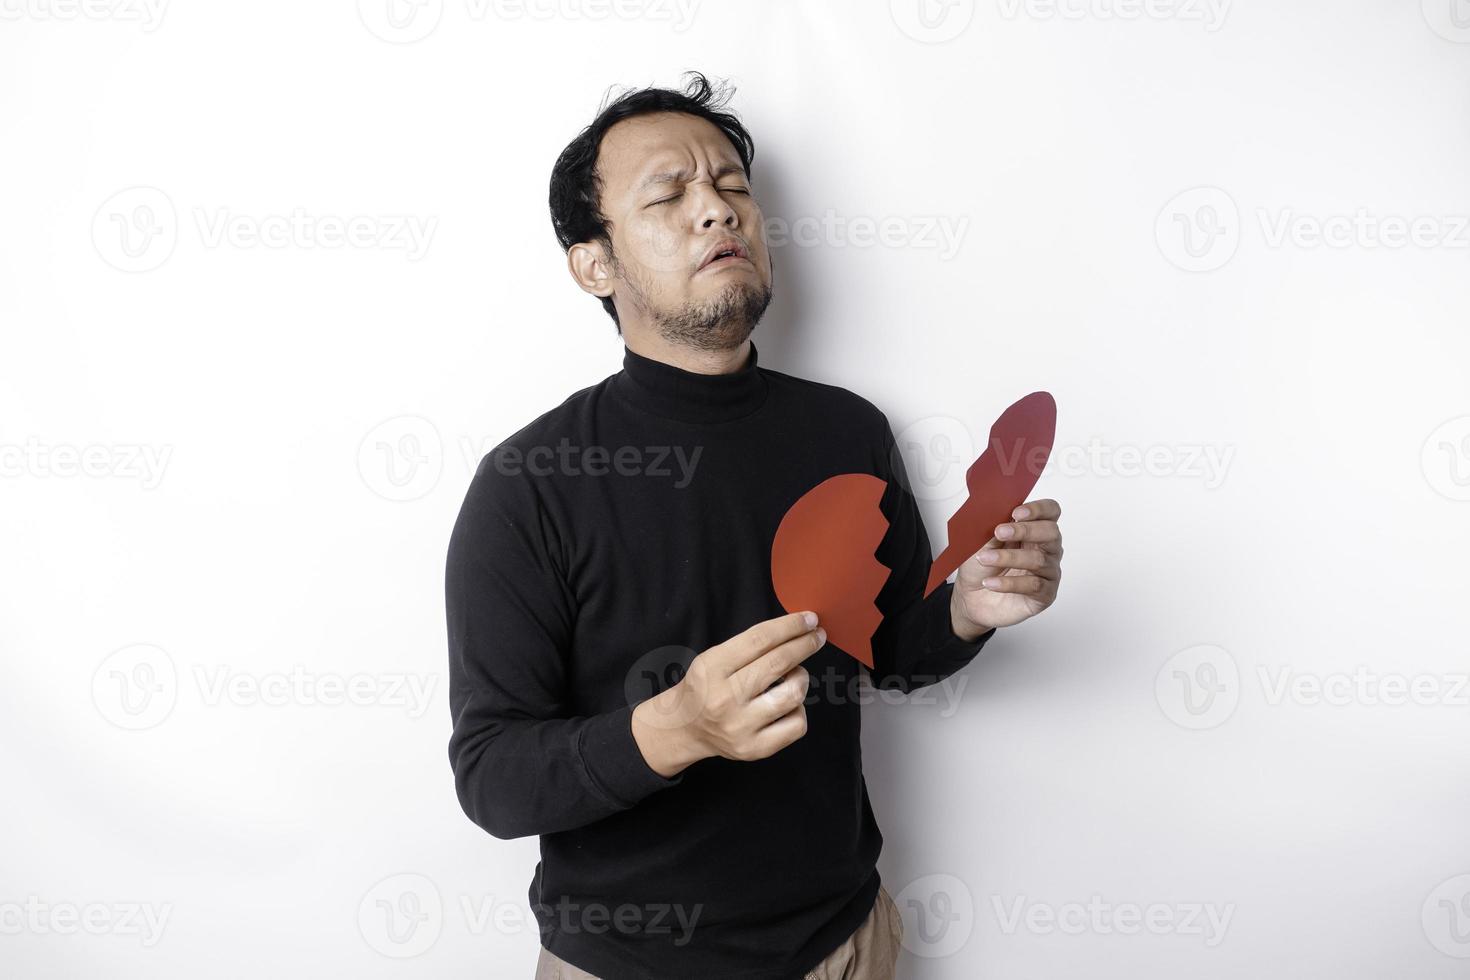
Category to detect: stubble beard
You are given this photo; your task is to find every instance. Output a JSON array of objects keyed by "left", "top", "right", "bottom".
[{"left": 617, "top": 252, "right": 774, "bottom": 353}]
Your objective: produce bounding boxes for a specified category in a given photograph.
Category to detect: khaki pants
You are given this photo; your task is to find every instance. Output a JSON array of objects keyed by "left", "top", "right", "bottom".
[{"left": 534, "top": 884, "right": 905, "bottom": 980}]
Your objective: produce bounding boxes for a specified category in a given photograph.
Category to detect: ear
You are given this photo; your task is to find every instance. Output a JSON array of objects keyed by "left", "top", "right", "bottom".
[{"left": 567, "top": 240, "right": 615, "bottom": 299}]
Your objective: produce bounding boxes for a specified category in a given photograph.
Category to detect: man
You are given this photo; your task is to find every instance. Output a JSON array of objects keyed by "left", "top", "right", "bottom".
[{"left": 446, "top": 71, "right": 1063, "bottom": 979}]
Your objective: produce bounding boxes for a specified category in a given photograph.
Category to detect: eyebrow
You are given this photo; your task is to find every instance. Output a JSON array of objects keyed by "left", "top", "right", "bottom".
[{"left": 637, "top": 162, "right": 748, "bottom": 192}]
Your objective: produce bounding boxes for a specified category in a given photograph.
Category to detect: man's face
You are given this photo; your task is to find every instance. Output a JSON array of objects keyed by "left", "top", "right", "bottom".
[{"left": 584, "top": 111, "right": 773, "bottom": 350}]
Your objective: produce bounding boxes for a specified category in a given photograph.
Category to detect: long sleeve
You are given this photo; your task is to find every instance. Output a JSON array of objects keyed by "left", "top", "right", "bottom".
[
  {"left": 868, "top": 417, "right": 995, "bottom": 693},
  {"left": 445, "top": 452, "right": 683, "bottom": 841}
]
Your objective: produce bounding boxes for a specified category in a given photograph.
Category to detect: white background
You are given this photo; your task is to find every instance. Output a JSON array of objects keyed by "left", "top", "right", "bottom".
[{"left": 3, "top": 1, "right": 1469, "bottom": 977}]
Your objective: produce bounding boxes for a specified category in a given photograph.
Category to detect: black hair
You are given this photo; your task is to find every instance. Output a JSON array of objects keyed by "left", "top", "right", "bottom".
[{"left": 548, "top": 71, "right": 756, "bottom": 333}]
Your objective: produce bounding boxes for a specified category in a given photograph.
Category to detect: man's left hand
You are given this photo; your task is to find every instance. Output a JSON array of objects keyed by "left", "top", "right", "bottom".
[{"left": 950, "top": 498, "right": 1064, "bottom": 639}]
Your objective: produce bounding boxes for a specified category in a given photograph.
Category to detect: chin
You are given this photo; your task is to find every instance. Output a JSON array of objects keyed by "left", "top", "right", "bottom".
[{"left": 655, "top": 280, "right": 773, "bottom": 349}]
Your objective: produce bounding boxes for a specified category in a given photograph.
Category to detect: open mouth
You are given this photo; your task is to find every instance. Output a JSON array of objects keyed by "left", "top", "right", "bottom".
[{"left": 699, "top": 240, "right": 751, "bottom": 272}]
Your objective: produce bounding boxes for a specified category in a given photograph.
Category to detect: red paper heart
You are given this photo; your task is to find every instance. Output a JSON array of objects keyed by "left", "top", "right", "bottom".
[
  {"left": 770, "top": 473, "right": 891, "bottom": 668},
  {"left": 923, "top": 391, "right": 1057, "bottom": 597}
]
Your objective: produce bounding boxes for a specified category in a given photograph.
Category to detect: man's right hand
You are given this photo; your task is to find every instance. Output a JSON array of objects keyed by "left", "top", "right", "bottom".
[{"left": 631, "top": 611, "right": 828, "bottom": 778}]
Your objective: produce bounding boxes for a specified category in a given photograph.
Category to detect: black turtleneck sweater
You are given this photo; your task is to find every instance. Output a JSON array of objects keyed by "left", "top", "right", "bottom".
[{"left": 445, "top": 341, "right": 993, "bottom": 979}]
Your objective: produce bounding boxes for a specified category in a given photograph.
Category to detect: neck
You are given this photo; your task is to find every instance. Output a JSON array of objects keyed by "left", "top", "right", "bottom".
[
  {"left": 610, "top": 335, "right": 768, "bottom": 425},
  {"left": 621, "top": 330, "right": 753, "bottom": 377}
]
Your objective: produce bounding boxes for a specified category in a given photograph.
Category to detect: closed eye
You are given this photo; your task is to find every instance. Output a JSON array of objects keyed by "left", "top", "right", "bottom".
[{"left": 649, "top": 187, "right": 750, "bottom": 207}]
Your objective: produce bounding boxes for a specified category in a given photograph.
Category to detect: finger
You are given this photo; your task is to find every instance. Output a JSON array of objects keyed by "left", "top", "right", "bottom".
[
  {"left": 715, "top": 611, "right": 822, "bottom": 673},
  {"left": 1010, "top": 498, "right": 1061, "bottom": 522},
  {"left": 751, "top": 664, "right": 811, "bottom": 726},
  {"left": 750, "top": 702, "right": 808, "bottom": 758},
  {"left": 993, "top": 519, "right": 1061, "bottom": 547},
  {"left": 979, "top": 572, "right": 1051, "bottom": 594},
  {"left": 731, "top": 625, "right": 828, "bottom": 700},
  {"left": 970, "top": 547, "right": 1048, "bottom": 574}
]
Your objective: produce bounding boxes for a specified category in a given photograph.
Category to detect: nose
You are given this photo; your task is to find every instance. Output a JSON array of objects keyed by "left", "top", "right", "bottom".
[{"left": 690, "top": 182, "right": 739, "bottom": 231}]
